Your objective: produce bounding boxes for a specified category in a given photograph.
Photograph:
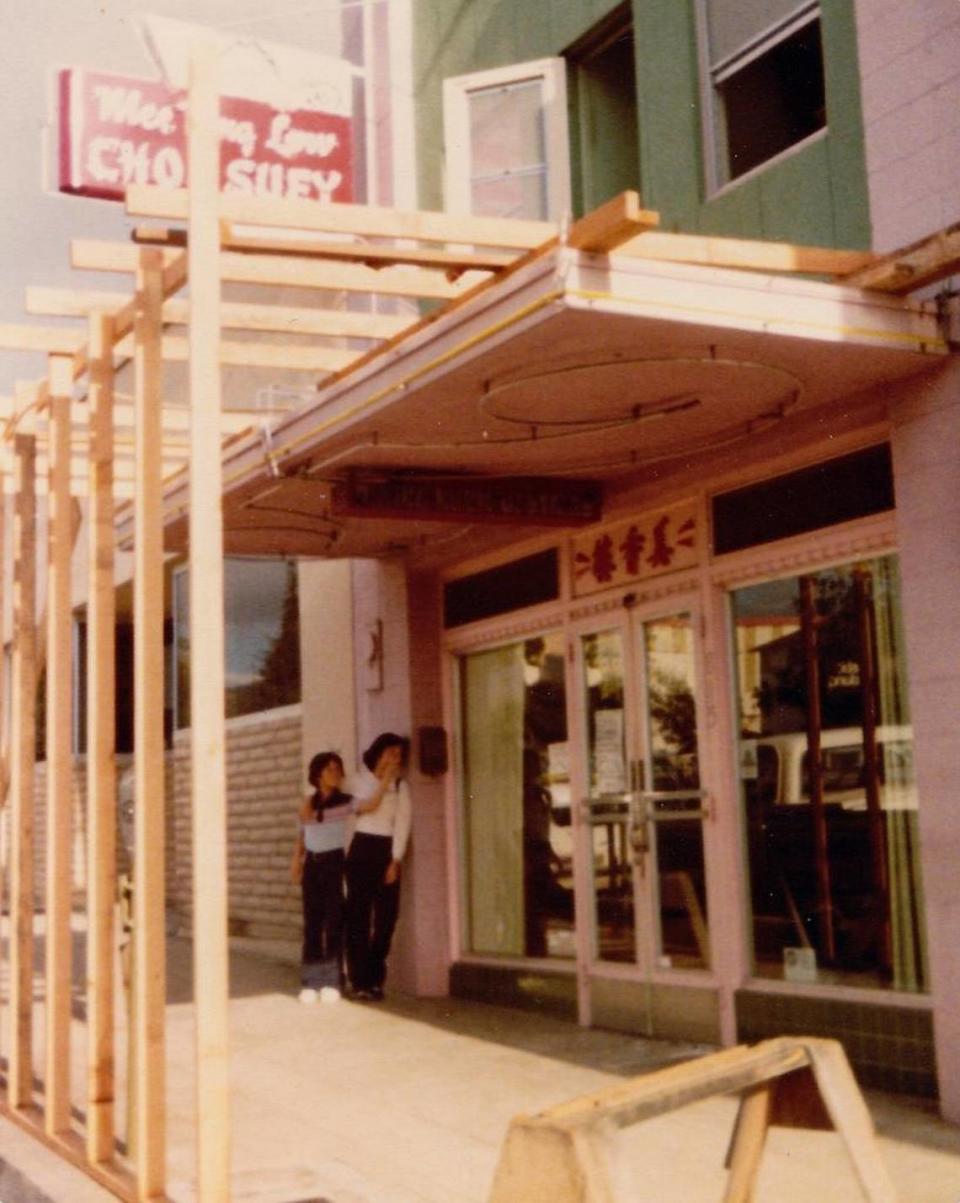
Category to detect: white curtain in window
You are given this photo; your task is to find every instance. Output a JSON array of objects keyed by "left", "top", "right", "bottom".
[{"left": 463, "top": 644, "right": 525, "bottom": 955}]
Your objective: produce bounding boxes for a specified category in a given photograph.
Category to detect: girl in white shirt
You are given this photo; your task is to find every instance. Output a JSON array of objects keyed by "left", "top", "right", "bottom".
[{"left": 344, "top": 733, "right": 412, "bottom": 1000}]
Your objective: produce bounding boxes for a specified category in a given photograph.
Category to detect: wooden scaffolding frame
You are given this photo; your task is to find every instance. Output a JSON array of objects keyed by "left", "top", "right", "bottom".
[{"left": 0, "top": 40, "right": 958, "bottom": 1203}]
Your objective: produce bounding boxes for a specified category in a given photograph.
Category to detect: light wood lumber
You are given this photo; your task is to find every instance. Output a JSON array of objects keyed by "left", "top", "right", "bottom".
[
  {"left": 8, "top": 430, "right": 37, "bottom": 1109},
  {"left": 85, "top": 311, "right": 117, "bottom": 1165},
  {"left": 27, "top": 288, "right": 413, "bottom": 340},
  {"left": 72, "top": 238, "right": 470, "bottom": 298},
  {"left": 112, "top": 332, "right": 360, "bottom": 372},
  {"left": 136, "top": 222, "right": 518, "bottom": 273},
  {"left": 722, "top": 1084, "right": 772, "bottom": 1203},
  {"left": 804, "top": 1039, "right": 899, "bottom": 1202},
  {"left": 566, "top": 190, "right": 660, "bottom": 252},
  {"left": 845, "top": 219, "right": 960, "bottom": 294},
  {"left": 218, "top": 249, "right": 469, "bottom": 298},
  {"left": 0, "top": 324, "right": 85, "bottom": 356},
  {"left": 488, "top": 1039, "right": 899, "bottom": 1203},
  {"left": 125, "top": 183, "right": 557, "bottom": 249},
  {"left": 44, "top": 356, "right": 75, "bottom": 1137},
  {"left": 132, "top": 248, "right": 167, "bottom": 1201},
  {"left": 612, "top": 230, "right": 877, "bottom": 276},
  {"left": 187, "top": 45, "right": 231, "bottom": 1203}
]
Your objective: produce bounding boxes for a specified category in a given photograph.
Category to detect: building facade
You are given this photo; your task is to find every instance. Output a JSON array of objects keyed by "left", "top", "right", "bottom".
[{"left": 351, "top": 0, "right": 960, "bottom": 1119}]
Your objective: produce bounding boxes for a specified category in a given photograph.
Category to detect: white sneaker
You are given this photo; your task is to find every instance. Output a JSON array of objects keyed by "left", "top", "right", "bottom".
[
  {"left": 298, "top": 987, "right": 318, "bottom": 1004},
  {"left": 319, "top": 986, "right": 342, "bottom": 1004}
]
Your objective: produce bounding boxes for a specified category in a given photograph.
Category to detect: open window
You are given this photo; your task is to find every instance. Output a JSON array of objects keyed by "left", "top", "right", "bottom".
[
  {"left": 697, "top": 0, "right": 826, "bottom": 189},
  {"left": 566, "top": 3, "right": 640, "bottom": 215},
  {"left": 442, "top": 58, "right": 570, "bottom": 221}
]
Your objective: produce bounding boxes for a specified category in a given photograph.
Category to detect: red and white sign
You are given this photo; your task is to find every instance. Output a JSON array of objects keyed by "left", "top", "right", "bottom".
[
  {"left": 571, "top": 500, "right": 700, "bottom": 597},
  {"left": 58, "top": 67, "right": 353, "bottom": 204}
]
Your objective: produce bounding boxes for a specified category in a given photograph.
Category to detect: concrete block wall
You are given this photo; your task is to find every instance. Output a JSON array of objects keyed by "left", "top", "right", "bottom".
[
  {"left": 856, "top": 0, "right": 960, "bottom": 250},
  {"left": 167, "top": 707, "right": 304, "bottom": 942}
]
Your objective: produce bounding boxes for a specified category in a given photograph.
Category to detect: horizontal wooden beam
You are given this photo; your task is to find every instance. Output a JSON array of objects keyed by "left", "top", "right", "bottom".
[
  {"left": 0, "top": 323, "right": 84, "bottom": 356},
  {"left": 566, "top": 191, "right": 660, "bottom": 253},
  {"left": 112, "top": 333, "right": 359, "bottom": 372},
  {"left": 218, "top": 250, "right": 469, "bottom": 299},
  {"left": 614, "top": 230, "right": 877, "bottom": 277},
  {"left": 72, "top": 240, "right": 466, "bottom": 299},
  {"left": 846, "top": 219, "right": 960, "bottom": 294},
  {"left": 27, "top": 288, "right": 414, "bottom": 340},
  {"left": 135, "top": 223, "right": 517, "bottom": 273},
  {"left": 125, "top": 185, "right": 556, "bottom": 250},
  {"left": 1, "top": 395, "right": 280, "bottom": 437}
]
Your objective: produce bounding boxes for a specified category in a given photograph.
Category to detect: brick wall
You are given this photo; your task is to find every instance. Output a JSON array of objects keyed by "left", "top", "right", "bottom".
[
  {"left": 856, "top": 0, "right": 960, "bottom": 250},
  {"left": 167, "top": 707, "right": 304, "bottom": 941}
]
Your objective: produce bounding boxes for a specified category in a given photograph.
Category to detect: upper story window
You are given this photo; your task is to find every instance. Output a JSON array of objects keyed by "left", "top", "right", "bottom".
[
  {"left": 174, "top": 558, "right": 301, "bottom": 729},
  {"left": 565, "top": 3, "right": 639, "bottom": 215},
  {"left": 697, "top": 0, "right": 826, "bottom": 189},
  {"left": 443, "top": 58, "right": 571, "bottom": 221}
]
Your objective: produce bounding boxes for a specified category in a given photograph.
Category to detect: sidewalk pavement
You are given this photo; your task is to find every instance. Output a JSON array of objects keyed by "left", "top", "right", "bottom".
[{"left": 2, "top": 930, "right": 959, "bottom": 1201}]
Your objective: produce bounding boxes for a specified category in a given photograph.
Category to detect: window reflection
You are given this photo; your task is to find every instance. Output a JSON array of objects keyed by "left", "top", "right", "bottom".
[
  {"left": 732, "top": 556, "right": 928, "bottom": 992},
  {"left": 174, "top": 559, "right": 301, "bottom": 727},
  {"left": 461, "top": 632, "right": 574, "bottom": 958}
]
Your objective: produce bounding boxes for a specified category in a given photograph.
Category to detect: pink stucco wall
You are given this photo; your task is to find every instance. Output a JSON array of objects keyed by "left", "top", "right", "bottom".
[
  {"left": 856, "top": 0, "right": 960, "bottom": 251},
  {"left": 889, "top": 358, "right": 960, "bottom": 1123}
]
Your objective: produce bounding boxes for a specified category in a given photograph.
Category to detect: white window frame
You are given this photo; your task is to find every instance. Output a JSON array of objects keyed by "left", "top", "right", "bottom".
[
  {"left": 442, "top": 57, "right": 571, "bottom": 221},
  {"left": 695, "top": 0, "right": 823, "bottom": 195}
]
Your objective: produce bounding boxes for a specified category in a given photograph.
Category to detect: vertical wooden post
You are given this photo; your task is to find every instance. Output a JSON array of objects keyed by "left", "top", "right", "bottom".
[
  {"left": 8, "top": 426, "right": 37, "bottom": 1109},
  {"left": 188, "top": 43, "right": 231, "bottom": 1203},
  {"left": 86, "top": 312, "right": 117, "bottom": 1163},
  {"left": 44, "top": 354, "right": 75, "bottom": 1136},
  {"left": 133, "top": 249, "right": 167, "bottom": 1200}
]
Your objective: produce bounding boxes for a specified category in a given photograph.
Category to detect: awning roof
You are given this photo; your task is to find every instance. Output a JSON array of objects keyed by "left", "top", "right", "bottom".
[{"left": 0, "top": 188, "right": 955, "bottom": 561}]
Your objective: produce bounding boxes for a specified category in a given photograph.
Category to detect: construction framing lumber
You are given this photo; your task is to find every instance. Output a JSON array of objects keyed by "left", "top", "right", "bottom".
[
  {"left": 126, "top": 183, "right": 557, "bottom": 249},
  {"left": 218, "top": 250, "right": 470, "bottom": 299},
  {"left": 132, "top": 248, "right": 167, "bottom": 1200},
  {"left": 0, "top": 323, "right": 85, "bottom": 356},
  {"left": 85, "top": 311, "right": 117, "bottom": 1165},
  {"left": 44, "top": 355, "right": 75, "bottom": 1138},
  {"left": 27, "top": 288, "right": 414, "bottom": 341},
  {"left": 187, "top": 46, "right": 231, "bottom": 1203},
  {"left": 8, "top": 431, "right": 37, "bottom": 1110},
  {"left": 72, "top": 238, "right": 472, "bottom": 299},
  {"left": 566, "top": 190, "right": 660, "bottom": 252},
  {"left": 110, "top": 333, "right": 360, "bottom": 373},
  {"left": 613, "top": 229, "right": 877, "bottom": 276},
  {"left": 488, "top": 1038, "right": 897, "bottom": 1203},
  {"left": 845, "top": 219, "right": 960, "bottom": 293},
  {"left": 135, "top": 222, "right": 518, "bottom": 273}
]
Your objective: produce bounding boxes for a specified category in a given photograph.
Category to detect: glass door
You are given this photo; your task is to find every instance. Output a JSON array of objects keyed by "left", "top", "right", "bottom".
[{"left": 575, "top": 605, "right": 712, "bottom": 998}]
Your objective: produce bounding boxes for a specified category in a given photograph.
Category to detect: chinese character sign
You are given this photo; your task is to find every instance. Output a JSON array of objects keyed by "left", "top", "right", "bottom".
[
  {"left": 571, "top": 501, "right": 699, "bottom": 596},
  {"left": 58, "top": 68, "right": 353, "bottom": 204}
]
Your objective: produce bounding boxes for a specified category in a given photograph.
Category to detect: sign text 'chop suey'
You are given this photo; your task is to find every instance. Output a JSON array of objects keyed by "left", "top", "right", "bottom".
[{"left": 58, "top": 68, "right": 353, "bottom": 203}]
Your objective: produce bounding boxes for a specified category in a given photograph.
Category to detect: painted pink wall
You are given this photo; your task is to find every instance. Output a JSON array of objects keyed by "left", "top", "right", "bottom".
[
  {"left": 889, "top": 358, "right": 960, "bottom": 1122},
  {"left": 856, "top": 0, "right": 960, "bottom": 250}
]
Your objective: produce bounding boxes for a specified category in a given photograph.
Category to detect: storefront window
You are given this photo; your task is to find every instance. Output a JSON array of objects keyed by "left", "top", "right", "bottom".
[
  {"left": 460, "top": 632, "right": 574, "bottom": 958},
  {"left": 582, "top": 629, "right": 634, "bottom": 962},
  {"left": 732, "top": 555, "right": 928, "bottom": 992},
  {"left": 644, "top": 615, "right": 710, "bottom": 970}
]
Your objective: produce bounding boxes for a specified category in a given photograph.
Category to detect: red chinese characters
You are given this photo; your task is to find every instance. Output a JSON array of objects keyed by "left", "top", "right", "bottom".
[{"left": 572, "top": 504, "right": 699, "bottom": 596}]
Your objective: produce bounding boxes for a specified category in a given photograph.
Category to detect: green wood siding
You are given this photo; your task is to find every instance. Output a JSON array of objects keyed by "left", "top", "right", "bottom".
[{"left": 413, "top": 0, "right": 870, "bottom": 248}]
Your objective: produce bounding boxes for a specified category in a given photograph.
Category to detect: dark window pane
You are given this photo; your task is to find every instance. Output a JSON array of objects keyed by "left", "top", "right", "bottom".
[
  {"left": 719, "top": 19, "right": 825, "bottom": 180},
  {"left": 712, "top": 444, "right": 894, "bottom": 555},
  {"left": 444, "top": 549, "right": 559, "bottom": 628}
]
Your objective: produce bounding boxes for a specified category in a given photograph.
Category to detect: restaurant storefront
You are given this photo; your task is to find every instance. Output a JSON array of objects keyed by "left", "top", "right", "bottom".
[{"left": 438, "top": 441, "right": 934, "bottom": 1096}]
